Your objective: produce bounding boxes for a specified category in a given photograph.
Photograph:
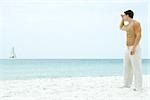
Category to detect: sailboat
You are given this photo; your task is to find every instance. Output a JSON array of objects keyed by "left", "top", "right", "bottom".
[{"left": 10, "top": 47, "right": 16, "bottom": 58}]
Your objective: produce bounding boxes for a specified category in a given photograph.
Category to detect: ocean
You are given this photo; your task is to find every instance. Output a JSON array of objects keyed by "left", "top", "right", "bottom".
[{"left": 0, "top": 59, "right": 149, "bottom": 80}]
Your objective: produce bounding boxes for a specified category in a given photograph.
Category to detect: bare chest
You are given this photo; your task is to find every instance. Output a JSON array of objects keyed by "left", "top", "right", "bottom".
[{"left": 125, "top": 23, "right": 135, "bottom": 33}]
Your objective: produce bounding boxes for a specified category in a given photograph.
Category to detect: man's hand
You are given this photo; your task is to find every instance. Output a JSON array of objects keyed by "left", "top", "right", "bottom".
[{"left": 130, "top": 47, "right": 136, "bottom": 55}]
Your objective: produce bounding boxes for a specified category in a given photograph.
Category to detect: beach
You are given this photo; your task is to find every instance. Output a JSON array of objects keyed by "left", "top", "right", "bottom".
[{"left": 0, "top": 75, "right": 149, "bottom": 100}]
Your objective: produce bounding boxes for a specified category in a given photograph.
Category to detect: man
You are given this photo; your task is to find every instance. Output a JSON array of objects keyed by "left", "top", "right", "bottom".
[{"left": 120, "top": 10, "right": 142, "bottom": 91}]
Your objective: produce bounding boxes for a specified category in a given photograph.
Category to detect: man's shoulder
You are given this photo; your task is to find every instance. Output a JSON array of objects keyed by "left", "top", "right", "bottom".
[
  {"left": 133, "top": 20, "right": 140, "bottom": 25},
  {"left": 132, "top": 20, "right": 141, "bottom": 28}
]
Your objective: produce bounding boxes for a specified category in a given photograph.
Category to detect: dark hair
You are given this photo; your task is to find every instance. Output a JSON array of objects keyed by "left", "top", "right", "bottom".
[{"left": 124, "top": 10, "right": 134, "bottom": 18}]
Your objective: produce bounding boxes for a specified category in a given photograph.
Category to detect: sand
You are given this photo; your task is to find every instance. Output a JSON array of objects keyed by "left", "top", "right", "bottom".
[{"left": 0, "top": 75, "right": 150, "bottom": 100}]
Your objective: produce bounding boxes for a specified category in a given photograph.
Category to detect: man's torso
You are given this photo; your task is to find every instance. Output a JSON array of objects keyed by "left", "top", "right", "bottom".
[{"left": 124, "top": 20, "right": 138, "bottom": 46}]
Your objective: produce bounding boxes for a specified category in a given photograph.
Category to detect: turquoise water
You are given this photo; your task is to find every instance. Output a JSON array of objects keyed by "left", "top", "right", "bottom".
[{"left": 0, "top": 59, "right": 149, "bottom": 80}]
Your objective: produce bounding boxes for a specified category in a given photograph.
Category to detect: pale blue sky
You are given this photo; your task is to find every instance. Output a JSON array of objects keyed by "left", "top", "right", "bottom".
[{"left": 0, "top": 0, "right": 149, "bottom": 59}]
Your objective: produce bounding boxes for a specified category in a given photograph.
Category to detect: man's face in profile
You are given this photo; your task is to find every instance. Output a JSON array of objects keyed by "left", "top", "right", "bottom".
[{"left": 121, "top": 13, "right": 128, "bottom": 21}]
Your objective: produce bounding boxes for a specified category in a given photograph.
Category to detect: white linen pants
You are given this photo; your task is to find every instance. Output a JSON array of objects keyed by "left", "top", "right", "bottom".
[{"left": 123, "top": 46, "right": 142, "bottom": 89}]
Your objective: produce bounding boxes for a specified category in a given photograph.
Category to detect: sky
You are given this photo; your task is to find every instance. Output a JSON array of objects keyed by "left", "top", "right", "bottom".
[{"left": 0, "top": 0, "right": 149, "bottom": 59}]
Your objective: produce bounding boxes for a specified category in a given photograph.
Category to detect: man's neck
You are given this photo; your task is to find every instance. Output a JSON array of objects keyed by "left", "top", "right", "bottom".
[{"left": 128, "top": 18, "right": 133, "bottom": 24}]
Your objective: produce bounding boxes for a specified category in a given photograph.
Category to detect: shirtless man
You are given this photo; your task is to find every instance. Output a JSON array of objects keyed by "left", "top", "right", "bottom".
[{"left": 120, "top": 10, "right": 142, "bottom": 91}]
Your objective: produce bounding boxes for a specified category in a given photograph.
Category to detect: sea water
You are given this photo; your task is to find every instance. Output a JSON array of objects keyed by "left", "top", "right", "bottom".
[{"left": 0, "top": 59, "right": 149, "bottom": 80}]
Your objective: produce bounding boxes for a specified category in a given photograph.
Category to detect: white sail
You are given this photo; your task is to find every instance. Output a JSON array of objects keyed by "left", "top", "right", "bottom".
[{"left": 10, "top": 47, "right": 16, "bottom": 58}]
